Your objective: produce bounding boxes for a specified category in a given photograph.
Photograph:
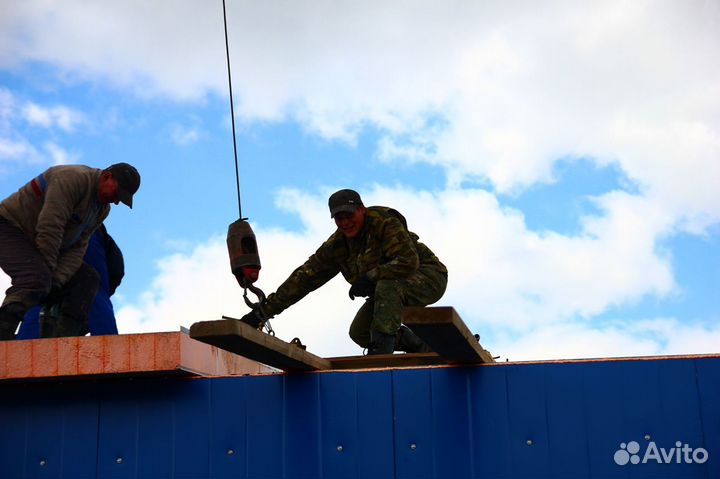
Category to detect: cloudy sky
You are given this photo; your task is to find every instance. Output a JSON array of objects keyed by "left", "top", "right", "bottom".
[{"left": 1, "top": 0, "right": 718, "bottom": 360}]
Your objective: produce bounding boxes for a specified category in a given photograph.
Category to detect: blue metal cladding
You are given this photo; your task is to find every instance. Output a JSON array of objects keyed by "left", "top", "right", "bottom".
[{"left": 0, "top": 356, "right": 718, "bottom": 479}]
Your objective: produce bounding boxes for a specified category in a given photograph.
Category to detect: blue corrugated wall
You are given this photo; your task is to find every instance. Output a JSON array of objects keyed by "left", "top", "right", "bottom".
[{"left": 0, "top": 356, "right": 718, "bottom": 479}]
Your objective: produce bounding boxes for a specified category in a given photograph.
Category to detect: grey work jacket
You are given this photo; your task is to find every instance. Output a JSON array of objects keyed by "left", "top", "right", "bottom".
[{"left": 0, "top": 165, "right": 110, "bottom": 286}]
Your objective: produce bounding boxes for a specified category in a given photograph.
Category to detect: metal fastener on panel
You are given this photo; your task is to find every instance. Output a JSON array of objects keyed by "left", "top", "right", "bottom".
[
  {"left": 227, "top": 449, "right": 235, "bottom": 456},
  {"left": 39, "top": 459, "right": 46, "bottom": 467},
  {"left": 644, "top": 434, "right": 651, "bottom": 441},
  {"left": 526, "top": 439, "right": 533, "bottom": 446},
  {"left": 337, "top": 445, "right": 344, "bottom": 452},
  {"left": 410, "top": 443, "right": 417, "bottom": 450},
  {"left": 116, "top": 457, "right": 123, "bottom": 464}
]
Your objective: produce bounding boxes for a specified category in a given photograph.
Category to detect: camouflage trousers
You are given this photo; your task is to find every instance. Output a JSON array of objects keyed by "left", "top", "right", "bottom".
[{"left": 348, "top": 267, "right": 448, "bottom": 348}]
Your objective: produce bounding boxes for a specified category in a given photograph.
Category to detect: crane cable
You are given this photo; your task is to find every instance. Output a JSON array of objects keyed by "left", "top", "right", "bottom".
[
  {"left": 221, "top": 0, "right": 275, "bottom": 336},
  {"left": 222, "top": 0, "right": 243, "bottom": 220}
]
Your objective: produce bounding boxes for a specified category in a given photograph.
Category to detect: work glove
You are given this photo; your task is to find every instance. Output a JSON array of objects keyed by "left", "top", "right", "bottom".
[
  {"left": 348, "top": 274, "right": 375, "bottom": 300},
  {"left": 239, "top": 309, "right": 264, "bottom": 329}
]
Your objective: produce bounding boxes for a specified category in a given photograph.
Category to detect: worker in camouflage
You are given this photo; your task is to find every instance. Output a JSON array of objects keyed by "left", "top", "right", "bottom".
[{"left": 241, "top": 189, "right": 448, "bottom": 355}]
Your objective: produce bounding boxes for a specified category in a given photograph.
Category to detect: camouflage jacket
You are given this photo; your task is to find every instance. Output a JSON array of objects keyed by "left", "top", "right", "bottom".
[
  {"left": 0, "top": 165, "right": 109, "bottom": 287},
  {"left": 262, "top": 206, "right": 447, "bottom": 317}
]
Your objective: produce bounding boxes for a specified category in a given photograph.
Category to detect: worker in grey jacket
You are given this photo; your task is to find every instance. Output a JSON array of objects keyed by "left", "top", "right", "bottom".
[{"left": 0, "top": 163, "right": 140, "bottom": 340}]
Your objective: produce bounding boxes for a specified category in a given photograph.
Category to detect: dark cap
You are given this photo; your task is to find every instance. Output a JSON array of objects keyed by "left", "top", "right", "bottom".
[
  {"left": 105, "top": 163, "right": 140, "bottom": 208},
  {"left": 329, "top": 189, "right": 363, "bottom": 218}
]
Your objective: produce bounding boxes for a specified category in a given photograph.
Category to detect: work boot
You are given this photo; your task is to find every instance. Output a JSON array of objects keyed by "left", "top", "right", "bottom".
[
  {"left": 48, "top": 292, "right": 93, "bottom": 338},
  {"left": 395, "top": 324, "right": 432, "bottom": 353},
  {"left": 39, "top": 303, "right": 68, "bottom": 338},
  {"left": 368, "top": 329, "right": 395, "bottom": 355},
  {"left": 51, "top": 313, "right": 89, "bottom": 337},
  {"left": 0, "top": 302, "right": 26, "bottom": 341}
]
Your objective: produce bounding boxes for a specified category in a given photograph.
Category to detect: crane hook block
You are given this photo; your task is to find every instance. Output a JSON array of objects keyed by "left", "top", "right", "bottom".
[{"left": 227, "top": 218, "right": 261, "bottom": 287}]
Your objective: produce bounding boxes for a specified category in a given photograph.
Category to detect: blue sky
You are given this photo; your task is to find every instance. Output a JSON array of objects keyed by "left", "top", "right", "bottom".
[{"left": 1, "top": 1, "right": 718, "bottom": 359}]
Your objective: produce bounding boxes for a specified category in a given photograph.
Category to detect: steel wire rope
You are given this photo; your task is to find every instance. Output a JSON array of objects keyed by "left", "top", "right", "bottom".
[
  {"left": 221, "top": 0, "right": 274, "bottom": 336},
  {"left": 222, "top": 0, "right": 243, "bottom": 219}
]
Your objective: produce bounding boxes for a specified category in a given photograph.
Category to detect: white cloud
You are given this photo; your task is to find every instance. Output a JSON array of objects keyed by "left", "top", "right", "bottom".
[
  {"left": 169, "top": 124, "right": 200, "bottom": 146},
  {"left": 631, "top": 318, "right": 720, "bottom": 356},
  {"left": 22, "top": 102, "right": 84, "bottom": 132},
  {"left": 493, "top": 318, "right": 720, "bottom": 362},
  {"left": 0, "top": 1, "right": 226, "bottom": 101},
  {"left": 0, "top": 271, "right": 9, "bottom": 303},
  {"left": 44, "top": 142, "right": 79, "bottom": 165},
  {"left": 1, "top": 0, "right": 717, "bottom": 237},
  {"left": 0, "top": 89, "right": 26, "bottom": 163},
  {"left": 0, "top": 138, "right": 40, "bottom": 162},
  {"left": 23, "top": 104, "right": 52, "bottom": 128},
  {"left": 0, "top": 87, "right": 14, "bottom": 132},
  {"left": 0, "top": 88, "right": 83, "bottom": 168}
]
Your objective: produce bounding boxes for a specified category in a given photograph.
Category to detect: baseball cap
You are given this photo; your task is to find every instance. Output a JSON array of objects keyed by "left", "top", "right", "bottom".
[
  {"left": 105, "top": 163, "right": 140, "bottom": 208},
  {"left": 328, "top": 189, "right": 363, "bottom": 218}
]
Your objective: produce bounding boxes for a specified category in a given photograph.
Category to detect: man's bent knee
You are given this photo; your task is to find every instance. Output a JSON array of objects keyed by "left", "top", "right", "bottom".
[
  {"left": 349, "top": 299, "right": 374, "bottom": 348},
  {"left": 11, "top": 267, "right": 52, "bottom": 308},
  {"left": 348, "top": 323, "right": 370, "bottom": 348}
]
